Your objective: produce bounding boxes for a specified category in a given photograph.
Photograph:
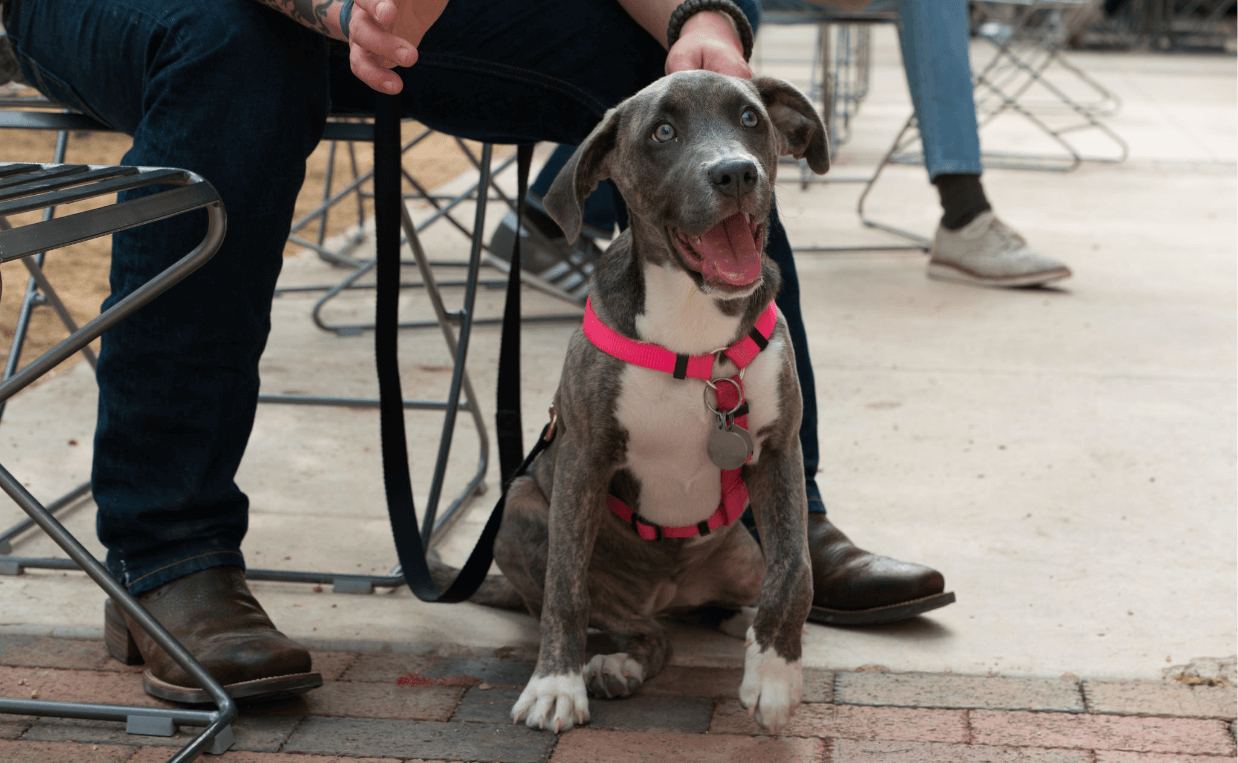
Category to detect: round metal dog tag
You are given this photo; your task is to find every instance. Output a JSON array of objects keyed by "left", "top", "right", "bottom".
[{"left": 707, "top": 424, "right": 754, "bottom": 470}]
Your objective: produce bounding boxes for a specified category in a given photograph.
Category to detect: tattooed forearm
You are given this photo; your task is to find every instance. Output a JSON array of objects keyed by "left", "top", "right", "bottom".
[{"left": 253, "top": 0, "right": 348, "bottom": 41}]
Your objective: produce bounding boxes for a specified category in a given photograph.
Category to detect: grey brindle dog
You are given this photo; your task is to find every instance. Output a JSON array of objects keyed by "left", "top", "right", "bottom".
[{"left": 471, "top": 70, "right": 828, "bottom": 733}]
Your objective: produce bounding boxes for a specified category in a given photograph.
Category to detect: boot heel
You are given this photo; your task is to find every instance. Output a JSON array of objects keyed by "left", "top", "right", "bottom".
[{"left": 103, "top": 599, "right": 144, "bottom": 666}]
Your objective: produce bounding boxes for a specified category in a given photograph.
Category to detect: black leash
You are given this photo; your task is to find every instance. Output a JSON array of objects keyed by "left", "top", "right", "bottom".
[{"left": 373, "top": 93, "right": 543, "bottom": 602}]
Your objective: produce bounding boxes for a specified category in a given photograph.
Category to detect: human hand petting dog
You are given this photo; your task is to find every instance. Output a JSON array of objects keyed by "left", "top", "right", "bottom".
[
  {"left": 344, "top": 0, "right": 448, "bottom": 93},
  {"left": 666, "top": 10, "right": 753, "bottom": 78}
]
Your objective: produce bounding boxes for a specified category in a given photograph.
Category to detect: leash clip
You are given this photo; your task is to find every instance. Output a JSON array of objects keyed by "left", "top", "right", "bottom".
[{"left": 544, "top": 406, "right": 558, "bottom": 442}]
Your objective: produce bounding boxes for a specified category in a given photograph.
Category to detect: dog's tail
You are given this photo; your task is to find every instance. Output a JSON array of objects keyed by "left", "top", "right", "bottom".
[{"left": 427, "top": 549, "right": 526, "bottom": 611}]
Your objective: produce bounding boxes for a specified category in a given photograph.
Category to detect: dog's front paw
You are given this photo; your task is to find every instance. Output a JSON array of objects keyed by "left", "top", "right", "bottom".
[
  {"left": 583, "top": 652, "right": 645, "bottom": 698},
  {"left": 511, "top": 672, "right": 590, "bottom": 733},
  {"left": 738, "top": 626, "right": 802, "bottom": 733}
]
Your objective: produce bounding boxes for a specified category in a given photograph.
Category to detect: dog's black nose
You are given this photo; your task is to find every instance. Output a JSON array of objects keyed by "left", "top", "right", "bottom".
[{"left": 709, "top": 158, "right": 758, "bottom": 198}]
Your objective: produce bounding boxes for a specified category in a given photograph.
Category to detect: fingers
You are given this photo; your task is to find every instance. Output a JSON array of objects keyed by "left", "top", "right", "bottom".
[
  {"left": 352, "top": 0, "right": 397, "bottom": 26},
  {"left": 350, "top": 6, "right": 417, "bottom": 65},
  {"left": 347, "top": 2, "right": 418, "bottom": 93},
  {"left": 665, "top": 39, "right": 752, "bottom": 78},
  {"left": 350, "top": 44, "right": 406, "bottom": 94}
]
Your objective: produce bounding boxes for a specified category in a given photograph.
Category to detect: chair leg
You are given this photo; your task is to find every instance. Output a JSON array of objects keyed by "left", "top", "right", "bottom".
[{"left": 0, "top": 166, "right": 235, "bottom": 759}]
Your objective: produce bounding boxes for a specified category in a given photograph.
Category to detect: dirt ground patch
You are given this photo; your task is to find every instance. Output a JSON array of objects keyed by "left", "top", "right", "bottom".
[{"left": 0, "top": 84, "right": 494, "bottom": 383}]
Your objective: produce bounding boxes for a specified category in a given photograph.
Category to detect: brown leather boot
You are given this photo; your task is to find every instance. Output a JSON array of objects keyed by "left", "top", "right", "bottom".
[
  {"left": 808, "top": 514, "right": 955, "bottom": 626},
  {"left": 104, "top": 566, "right": 322, "bottom": 703}
]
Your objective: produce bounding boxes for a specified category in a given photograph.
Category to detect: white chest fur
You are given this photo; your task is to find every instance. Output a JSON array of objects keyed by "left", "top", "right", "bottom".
[{"left": 611, "top": 264, "right": 785, "bottom": 528}]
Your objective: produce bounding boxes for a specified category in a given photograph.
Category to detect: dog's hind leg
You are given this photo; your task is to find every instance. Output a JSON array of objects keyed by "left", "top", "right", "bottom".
[
  {"left": 491, "top": 475, "right": 553, "bottom": 616},
  {"left": 582, "top": 618, "right": 670, "bottom": 699}
]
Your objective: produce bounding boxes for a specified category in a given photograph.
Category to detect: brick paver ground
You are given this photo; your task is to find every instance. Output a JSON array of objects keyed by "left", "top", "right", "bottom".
[{"left": 0, "top": 636, "right": 1233, "bottom": 762}]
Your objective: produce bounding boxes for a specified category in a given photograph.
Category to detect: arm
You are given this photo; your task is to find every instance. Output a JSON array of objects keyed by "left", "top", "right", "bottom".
[
  {"left": 251, "top": 0, "right": 352, "bottom": 41},
  {"left": 253, "top": 0, "right": 447, "bottom": 93},
  {"left": 615, "top": 0, "right": 752, "bottom": 77}
]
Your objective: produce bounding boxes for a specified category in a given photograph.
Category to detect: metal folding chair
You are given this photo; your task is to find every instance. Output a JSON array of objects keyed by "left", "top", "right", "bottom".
[
  {"left": 0, "top": 95, "right": 490, "bottom": 594},
  {"left": 761, "top": 1, "right": 900, "bottom": 182},
  {"left": 0, "top": 161, "right": 235, "bottom": 761},
  {"left": 855, "top": 0, "right": 1129, "bottom": 246},
  {"left": 761, "top": 1, "right": 930, "bottom": 253},
  {"left": 297, "top": 136, "right": 585, "bottom": 338},
  {"left": 1069, "top": 0, "right": 1236, "bottom": 52},
  {"left": 966, "top": 0, "right": 1128, "bottom": 169}
]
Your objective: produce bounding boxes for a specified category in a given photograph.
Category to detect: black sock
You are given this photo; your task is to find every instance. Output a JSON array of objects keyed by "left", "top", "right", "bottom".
[{"left": 934, "top": 173, "right": 992, "bottom": 231}]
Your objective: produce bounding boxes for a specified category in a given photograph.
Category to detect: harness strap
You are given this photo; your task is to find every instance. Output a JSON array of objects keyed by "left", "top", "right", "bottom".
[{"left": 605, "top": 374, "right": 750, "bottom": 541}]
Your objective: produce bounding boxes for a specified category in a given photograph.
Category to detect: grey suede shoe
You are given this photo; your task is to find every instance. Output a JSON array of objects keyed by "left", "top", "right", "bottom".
[
  {"left": 928, "top": 211, "right": 1071, "bottom": 288},
  {"left": 488, "top": 209, "right": 603, "bottom": 305}
]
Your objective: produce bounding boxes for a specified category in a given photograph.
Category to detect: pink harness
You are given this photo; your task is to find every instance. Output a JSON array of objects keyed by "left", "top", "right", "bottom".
[{"left": 582, "top": 297, "right": 778, "bottom": 541}]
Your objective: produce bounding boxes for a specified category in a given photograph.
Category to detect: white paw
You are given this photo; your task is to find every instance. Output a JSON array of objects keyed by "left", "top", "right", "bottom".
[
  {"left": 718, "top": 606, "right": 757, "bottom": 640},
  {"left": 738, "top": 626, "right": 802, "bottom": 733},
  {"left": 583, "top": 652, "right": 645, "bottom": 698},
  {"left": 511, "top": 672, "right": 590, "bottom": 733}
]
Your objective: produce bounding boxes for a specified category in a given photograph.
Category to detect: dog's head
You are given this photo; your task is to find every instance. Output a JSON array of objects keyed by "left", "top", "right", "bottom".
[{"left": 544, "top": 71, "right": 828, "bottom": 297}]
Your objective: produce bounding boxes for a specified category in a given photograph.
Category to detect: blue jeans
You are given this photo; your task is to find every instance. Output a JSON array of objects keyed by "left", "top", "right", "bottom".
[
  {"left": 4, "top": 0, "right": 799, "bottom": 593},
  {"left": 763, "top": 0, "right": 983, "bottom": 178}
]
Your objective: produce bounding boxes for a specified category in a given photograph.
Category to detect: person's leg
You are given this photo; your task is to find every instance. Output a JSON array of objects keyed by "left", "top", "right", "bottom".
[
  {"left": 764, "top": 205, "right": 823, "bottom": 513},
  {"left": 764, "top": 210, "right": 950, "bottom": 626},
  {"left": 890, "top": 0, "right": 1072, "bottom": 287},
  {"left": 4, "top": 0, "right": 328, "bottom": 701},
  {"left": 891, "top": 0, "right": 983, "bottom": 181},
  {"left": 530, "top": 145, "right": 621, "bottom": 239}
]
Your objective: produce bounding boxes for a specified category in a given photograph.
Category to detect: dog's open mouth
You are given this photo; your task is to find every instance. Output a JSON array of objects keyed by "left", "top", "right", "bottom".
[{"left": 671, "top": 212, "right": 765, "bottom": 287}]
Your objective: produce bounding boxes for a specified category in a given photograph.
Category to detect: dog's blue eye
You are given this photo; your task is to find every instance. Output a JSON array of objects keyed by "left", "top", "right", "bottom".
[
  {"left": 741, "top": 110, "right": 758, "bottom": 128},
  {"left": 652, "top": 122, "right": 676, "bottom": 143}
]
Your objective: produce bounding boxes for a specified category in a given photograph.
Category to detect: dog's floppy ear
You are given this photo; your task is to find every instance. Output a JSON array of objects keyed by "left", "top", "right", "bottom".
[
  {"left": 753, "top": 76, "right": 830, "bottom": 175},
  {"left": 544, "top": 107, "right": 622, "bottom": 243}
]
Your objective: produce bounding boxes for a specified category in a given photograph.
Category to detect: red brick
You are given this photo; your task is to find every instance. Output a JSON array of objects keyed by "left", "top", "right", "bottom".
[
  {"left": 550, "top": 729, "right": 824, "bottom": 762},
  {"left": 1084, "top": 681, "right": 1237, "bottom": 719},
  {"left": 837, "top": 672, "right": 1083, "bottom": 712},
  {"left": 831, "top": 739, "right": 1092, "bottom": 762},
  {"left": 267, "top": 680, "right": 464, "bottom": 721},
  {"left": 342, "top": 654, "right": 530, "bottom": 686},
  {"left": 339, "top": 653, "right": 419, "bottom": 683},
  {"left": 0, "top": 665, "right": 169, "bottom": 710},
  {"left": 970, "top": 709, "right": 1235, "bottom": 756},
  {"left": 307, "top": 651, "right": 356, "bottom": 682},
  {"left": 710, "top": 699, "right": 966, "bottom": 742},
  {"left": 641, "top": 665, "right": 744, "bottom": 699},
  {"left": 0, "top": 739, "right": 134, "bottom": 763},
  {"left": 1094, "top": 752, "right": 1237, "bottom": 762},
  {"left": 124, "top": 747, "right": 416, "bottom": 763}
]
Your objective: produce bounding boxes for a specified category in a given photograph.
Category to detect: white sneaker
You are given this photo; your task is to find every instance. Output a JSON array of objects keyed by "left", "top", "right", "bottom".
[{"left": 927, "top": 211, "right": 1071, "bottom": 288}]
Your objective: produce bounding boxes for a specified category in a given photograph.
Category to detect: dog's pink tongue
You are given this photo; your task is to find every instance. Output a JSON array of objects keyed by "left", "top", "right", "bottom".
[{"left": 696, "top": 213, "right": 760, "bottom": 286}]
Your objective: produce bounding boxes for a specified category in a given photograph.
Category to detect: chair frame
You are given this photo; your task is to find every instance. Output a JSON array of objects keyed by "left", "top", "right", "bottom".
[
  {"left": 0, "top": 161, "right": 235, "bottom": 761},
  {"left": 0, "top": 99, "right": 489, "bottom": 595}
]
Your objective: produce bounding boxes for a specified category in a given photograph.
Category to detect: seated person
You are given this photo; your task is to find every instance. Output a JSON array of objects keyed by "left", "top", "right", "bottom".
[{"left": 1, "top": 0, "right": 949, "bottom": 703}]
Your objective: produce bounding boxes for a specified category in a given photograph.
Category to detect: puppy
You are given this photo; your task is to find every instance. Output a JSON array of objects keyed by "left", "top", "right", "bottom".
[{"left": 488, "top": 70, "right": 828, "bottom": 733}]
